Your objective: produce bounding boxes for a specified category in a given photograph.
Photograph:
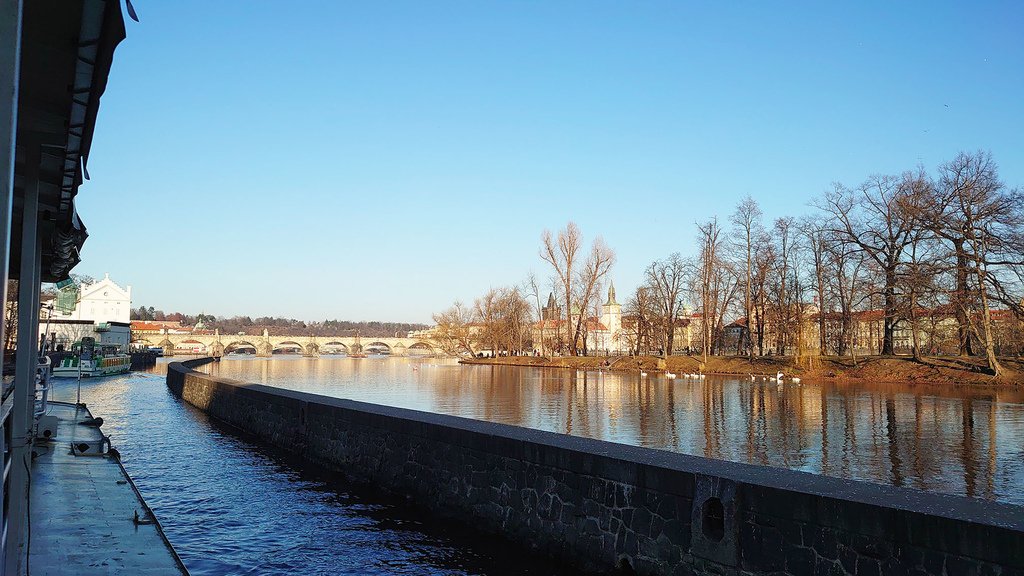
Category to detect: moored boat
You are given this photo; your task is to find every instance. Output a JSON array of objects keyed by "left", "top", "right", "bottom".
[{"left": 53, "top": 337, "right": 131, "bottom": 378}]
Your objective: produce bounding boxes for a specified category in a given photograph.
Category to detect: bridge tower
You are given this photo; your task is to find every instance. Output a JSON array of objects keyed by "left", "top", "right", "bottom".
[{"left": 256, "top": 329, "right": 273, "bottom": 357}]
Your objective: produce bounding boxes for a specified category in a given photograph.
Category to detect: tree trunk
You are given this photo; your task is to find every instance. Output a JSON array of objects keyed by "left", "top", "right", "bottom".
[
  {"left": 954, "top": 242, "right": 974, "bottom": 356},
  {"left": 882, "top": 269, "right": 897, "bottom": 355},
  {"left": 816, "top": 257, "right": 827, "bottom": 356},
  {"left": 974, "top": 258, "right": 1002, "bottom": 376},
  {"left": 565, "top": 272, "right": 574, "bottom": 356},
  {"left": 665, "top": 320, "right": 674, "bottom": 358},
  {"left": 745, "top": 230, "right": 752, "bottom": 363},
  {"left": 910, "top": 289, "right": 922, "bottom": 362}
]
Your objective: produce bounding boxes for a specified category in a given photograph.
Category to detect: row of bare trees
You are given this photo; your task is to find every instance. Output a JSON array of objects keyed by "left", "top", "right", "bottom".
[
  {"left": 431, "top": 287, "right": 534, "bottom": 357},
  {"left": 431, "top": 152, "right": 1021, "bottom": 372},
  {"left": 431, "top": 222, "right": 616, "bottom": 357},
  {"left": 618, "top": 151, "right": 1021, "bottom": 375},
  {"left": 811, "top": 151, "right": 1023, "bottom": 375}
]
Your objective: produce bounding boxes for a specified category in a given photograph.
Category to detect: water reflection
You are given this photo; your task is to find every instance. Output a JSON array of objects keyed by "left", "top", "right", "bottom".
[{"left": 201, "top": 357, "right": 1024, "bottom": 505}]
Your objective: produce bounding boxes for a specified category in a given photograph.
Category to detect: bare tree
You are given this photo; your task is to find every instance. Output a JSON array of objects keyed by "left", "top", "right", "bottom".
[
  {"left": 572, "top": 238, "right": 616, "bottom": 355},
  {"left": 928, "top": 152, "right": 1023, "bottom": 375},
  {"left": 3, "top": 280, "right": 16, "bottom": 352},
  {"left": 431, "top": 301, "right": 479, "bottom": 356},
  {"left": 771, "top": 216, "right": 797, "bottom": 355},
  {"left": 474, "top": 287, "right": 533, "bottom": 356},
  {"left": 624, "top": 286, "right": 655, "bottom": 355},
  {"left": 799, "top": 217, "right": 829, "bottom": 356},
  {"left": 645, "top": 253, "right": 687, "bottom": 357},
  {"left": 540, "top": 222, "right": 581, "bottom": 354},
  {"left": 524, "top": 272, "right": 545, "bottom": 355},
  {"left": 730, "top": 196, "right": 762, "bottom": 361},
  {"left": 750, "top": 242, "right": 773, "bottom": 356},
  {"left": 502, "top": 288, "right": 533, "bottom": 354},
  {"left": 817, "top": 176, "right": 915, "bottom": 355},
  {"left": 694, "top": 219, "right": 738, "bottom": 360},
  {"left": 695, "top": 220, "right": 719, "bottom": 362},
  {"left": 540, "top": 223, "right": 615, "bottom": 355},
  {"left": 894, "top": 171, "right": 943, "bottom": 362}
]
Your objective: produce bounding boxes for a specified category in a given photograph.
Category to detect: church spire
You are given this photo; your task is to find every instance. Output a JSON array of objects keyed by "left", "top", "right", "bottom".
[{"left": 605, "top": 282, "right": 619, "bottom": 306}]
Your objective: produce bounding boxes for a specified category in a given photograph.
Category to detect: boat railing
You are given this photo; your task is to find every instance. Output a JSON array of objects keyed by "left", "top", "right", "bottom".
[
  {"left": 0, "top": 375, "right": 14, "bottom": 562},
  {"left": 33, "top": 356, "right": 51, "bottom": 419}
]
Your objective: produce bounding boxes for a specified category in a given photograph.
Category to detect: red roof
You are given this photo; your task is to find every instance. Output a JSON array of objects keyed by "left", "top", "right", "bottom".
[
  {"left": 131, "top": 321, "right": 165, "bottom": 331},
  {"left": 534, "top": 318, "right": 608, "bottom": 331}
]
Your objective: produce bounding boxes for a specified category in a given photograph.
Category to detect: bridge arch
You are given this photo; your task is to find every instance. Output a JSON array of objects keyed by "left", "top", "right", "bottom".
[
  {"left": 407, "top": 341, "right": 435, "bottom": 356},
  {"left": 177, "top": 339, "right": 207, "bottom": 353},
  {"left": 320, "top": 342, "right": 350, "bottom": 354},
  {"left": 364, "top": 341, "right": 392, "bottom": 355},
  {"left": 273, "top": 341, "right": 304, "bottom": 354},
  {"left": 224, "top": 341, "right": 258, "bottom": 354}
]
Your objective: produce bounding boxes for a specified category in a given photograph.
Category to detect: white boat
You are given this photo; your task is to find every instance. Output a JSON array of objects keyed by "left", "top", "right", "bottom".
[{"left": 53, "top": 337, "right": 131, "bottom": 378}]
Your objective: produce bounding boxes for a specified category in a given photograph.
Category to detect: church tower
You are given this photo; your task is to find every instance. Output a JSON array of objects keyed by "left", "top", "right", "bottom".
[
  {"left": 600, "top": 282, "right": 621, "bottom": 347},
  {"left": 542, "top": 292, "right": 560, "bottom": 321}
]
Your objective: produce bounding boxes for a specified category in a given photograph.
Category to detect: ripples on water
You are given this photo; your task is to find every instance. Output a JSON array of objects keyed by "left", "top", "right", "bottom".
[
  {"left": 49, "top": 372, "right": 573, "bottom": 576},
  {"left": 202, "top": 355, "right": 1024, "bottom": 505}
]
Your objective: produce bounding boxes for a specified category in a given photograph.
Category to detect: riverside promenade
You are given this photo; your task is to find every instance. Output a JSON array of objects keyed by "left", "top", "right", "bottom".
[{"left": 26, "top": 401, "right": 187, "bottom": 575}]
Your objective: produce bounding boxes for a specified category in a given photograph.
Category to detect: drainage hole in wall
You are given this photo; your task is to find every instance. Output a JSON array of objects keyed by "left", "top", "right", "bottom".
[{"left": 701, "top": 497, "right": 725, "bottom": 542}]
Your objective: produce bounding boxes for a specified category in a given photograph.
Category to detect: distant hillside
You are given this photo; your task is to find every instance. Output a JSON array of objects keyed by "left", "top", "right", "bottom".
[{"left": 130, "top": 307, "right": 428, "bottom": 338}]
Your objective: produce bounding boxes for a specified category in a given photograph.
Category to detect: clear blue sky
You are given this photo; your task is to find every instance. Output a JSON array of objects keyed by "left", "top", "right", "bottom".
[{"left": 77, "top": 1, "right": 1023, "bottom": 323}]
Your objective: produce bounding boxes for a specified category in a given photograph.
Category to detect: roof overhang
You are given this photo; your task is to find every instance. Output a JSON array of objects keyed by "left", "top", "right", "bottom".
[{"left": 10, "top": 0, "right": 125, "bottom": 282}]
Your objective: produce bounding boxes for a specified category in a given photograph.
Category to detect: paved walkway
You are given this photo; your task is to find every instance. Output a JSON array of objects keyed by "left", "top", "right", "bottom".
[{"left": 28, "top": 401, "right": 187, "bottom": 575}]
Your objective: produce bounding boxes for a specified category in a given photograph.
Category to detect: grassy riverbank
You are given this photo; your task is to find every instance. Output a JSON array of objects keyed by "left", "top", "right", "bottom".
[{"left": 459, "top": 354, "right": 1024, "bottom": 386}]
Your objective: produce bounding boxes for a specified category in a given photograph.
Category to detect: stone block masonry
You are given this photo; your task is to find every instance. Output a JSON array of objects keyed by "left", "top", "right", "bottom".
[{"left": 167, "top": 359, "right": 1024, "bottom": 575}]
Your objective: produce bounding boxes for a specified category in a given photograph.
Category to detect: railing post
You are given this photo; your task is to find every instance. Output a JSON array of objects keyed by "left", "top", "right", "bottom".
[
  {"left": 0, "top": 0, "right": 21, "bottom": 362},
  {"left": 5, "top": 139, "right": 40, "bottom": 576},
  {"left": 0, "top": 1, "right": 23, "bottom": 573}
]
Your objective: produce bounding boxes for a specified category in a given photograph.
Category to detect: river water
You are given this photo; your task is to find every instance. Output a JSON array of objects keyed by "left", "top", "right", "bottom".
[
  {"left": 47, "top": 356, "right": 1023, "bottom": 574},
  {"left": 48, "top": 367, "right": 575, "bottom": 576},
  {"left": 201, "top": 355, "right": 1024, "bottom": 506}
]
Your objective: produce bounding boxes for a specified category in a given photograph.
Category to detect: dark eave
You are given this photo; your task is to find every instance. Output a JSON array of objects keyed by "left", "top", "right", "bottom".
[{"left": 10, "top": 0, "right": 125, "bottom": 282}]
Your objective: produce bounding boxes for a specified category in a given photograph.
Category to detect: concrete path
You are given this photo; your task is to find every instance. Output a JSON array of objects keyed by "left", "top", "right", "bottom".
[{"left": 27, "top": 401, "right": 188, "bottom": 575}]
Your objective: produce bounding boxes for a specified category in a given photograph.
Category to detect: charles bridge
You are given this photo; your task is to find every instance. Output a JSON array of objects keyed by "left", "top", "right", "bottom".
[{"left": 133, "top": 329, "right": 438, "bottom": 357}]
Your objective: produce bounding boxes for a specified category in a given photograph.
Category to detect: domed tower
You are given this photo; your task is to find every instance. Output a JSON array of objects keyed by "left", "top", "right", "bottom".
[{"left": 601, "top": 282, "right": 621, "bottom": 348}]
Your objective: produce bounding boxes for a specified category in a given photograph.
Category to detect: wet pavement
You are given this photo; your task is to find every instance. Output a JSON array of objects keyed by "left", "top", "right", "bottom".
[{"left": 29, "top": 401, "right": 187, "bottom": 575}]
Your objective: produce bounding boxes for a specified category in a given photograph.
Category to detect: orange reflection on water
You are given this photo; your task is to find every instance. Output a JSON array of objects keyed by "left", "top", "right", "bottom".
[{"left": 195, "top": 356, "right": 1024, "bottom": 505}]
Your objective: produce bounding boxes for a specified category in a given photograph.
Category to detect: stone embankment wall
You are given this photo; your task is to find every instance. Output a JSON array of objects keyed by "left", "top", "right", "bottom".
[{"left": 168, "top": 359, "right": 1023, "bottom": 576}]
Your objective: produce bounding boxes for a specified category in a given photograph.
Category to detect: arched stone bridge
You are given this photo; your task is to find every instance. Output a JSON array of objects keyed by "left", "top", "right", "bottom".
[{"left": 133, "top": 331, "right": 438, "bottom": 357}]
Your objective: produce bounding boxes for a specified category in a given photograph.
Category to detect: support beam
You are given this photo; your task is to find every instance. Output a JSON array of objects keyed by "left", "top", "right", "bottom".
[
  {"left": 0, "top": 2, "right": 23, "bottom": 572},
  {"left": 5, "top": 141, "right": 40, "bottom": 576},
  {"left": 0, "top": 0, "right": 21, "bottom": 363}
]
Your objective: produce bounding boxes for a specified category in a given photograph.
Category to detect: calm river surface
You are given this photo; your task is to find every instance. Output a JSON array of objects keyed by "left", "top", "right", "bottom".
[
  {"left": 49, "top": 367, "right": 573, "bottom": 576},
  {"left": 202, "top": 355, "right": 1024, "bottom": 506}
]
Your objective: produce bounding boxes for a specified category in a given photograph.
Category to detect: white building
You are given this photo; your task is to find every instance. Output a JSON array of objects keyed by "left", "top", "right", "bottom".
[
  {"left": 600, "top": 283, "right": 622, "bottom": 348},
  {"left": 39, "top": 274, "right": 133, "bottom": 351},
  {"left": 66, "top": 273, "right": 132, "bottom": 323},
  {"left": 40, "top": 319, "right": 131, "bottom": 351},
  {"left": 533, "top": 283, "right": 626, "bottom": 355}
]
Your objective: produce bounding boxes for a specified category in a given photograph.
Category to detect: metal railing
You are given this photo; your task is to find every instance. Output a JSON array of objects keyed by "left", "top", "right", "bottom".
[
  {"left": 1, "top": 355, "right": 52, "bottom": 571},
  {"left": 33, "top": 357, "right": 50, "bottom": 419},
  {"left": 1, "top": 378, "right": 14, "bottom": 568}
]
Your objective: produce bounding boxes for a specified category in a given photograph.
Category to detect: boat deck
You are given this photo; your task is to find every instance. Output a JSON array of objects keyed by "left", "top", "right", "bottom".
[{"left": 27, "top": 401, "right": 188, "bottom": 575}]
